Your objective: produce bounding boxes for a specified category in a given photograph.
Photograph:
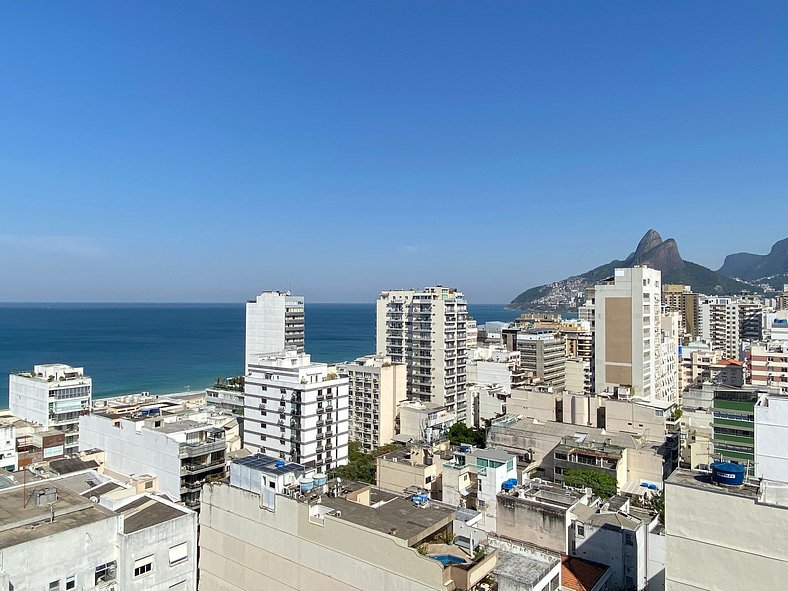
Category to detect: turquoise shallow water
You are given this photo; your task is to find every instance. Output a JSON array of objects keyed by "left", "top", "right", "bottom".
[{"left": 0, "top": 303, "right": 519, "bottom": 406}]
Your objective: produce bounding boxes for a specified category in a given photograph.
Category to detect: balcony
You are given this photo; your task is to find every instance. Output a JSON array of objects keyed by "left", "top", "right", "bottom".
[
  {"left": 179, "top": 437, "right": 226, "bottom": 459},
  {"left": 180, "top": 458, "right": 226, "bottom": 475}
]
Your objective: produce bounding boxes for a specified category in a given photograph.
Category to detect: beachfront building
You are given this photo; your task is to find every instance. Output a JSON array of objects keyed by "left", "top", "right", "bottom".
[
  {"left": 79, "top": 397, "right": 235, "bottom": 509},
  {"left": 9, "top": 363, "right": 92, "bottom": 455},
  {"left": 0, "top": 473, "right": 197, "bottom": 591},
  {"left": 243, "top": 350, "right": 350, "bottom": 471},
  {"left": 199, "top": 454, "right": 499, "bottom": 591},
  {"left": 376, "top": 286, "right": 469, "bottom": 422},
  {"left": 337, "top": 354, "right": 406, "bottom": 453},
  {"left": 245, "top": 291, "right": 305, "bottom": 371}
]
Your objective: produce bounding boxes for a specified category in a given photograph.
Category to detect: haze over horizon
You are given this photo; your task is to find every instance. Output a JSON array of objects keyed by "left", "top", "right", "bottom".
[{"left": 1, "top": 2, "right": 786, "bottom": 304}]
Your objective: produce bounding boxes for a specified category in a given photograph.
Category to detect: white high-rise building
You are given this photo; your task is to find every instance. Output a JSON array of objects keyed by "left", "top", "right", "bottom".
[
  {"left": 591, "top": 267, "right": 663, "bottom": 400},
  {"left": 244, "top": 291, "right": 305, "bottom": 371},
  {"left": 376, "top": 286, "right": 469, "bottom": 421},
  {"left": 243, "top": 351, "right": 349, "bottom": 471},
  {"left": 9, "top": 363, "right": 92, "bottom": 454},
  {"left": 697, "top": 296, "right": 763, "bottom": 358}
]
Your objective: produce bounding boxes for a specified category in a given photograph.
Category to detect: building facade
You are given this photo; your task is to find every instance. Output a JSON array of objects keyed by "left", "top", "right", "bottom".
[
  {"left": 337, "top": 354, "right": 406, "bottom": 453},
  {"left": 245, "top": 291, "right": 305, "bottom": 371},
  {"left": 9, "top": 363, "right": 92, "bottom": 454},
  {"left": 243, "top": 351, "right": 350, "bottom": 471},
  {"left": 376, "top": 286, "right": 469, "bottom": 421}
]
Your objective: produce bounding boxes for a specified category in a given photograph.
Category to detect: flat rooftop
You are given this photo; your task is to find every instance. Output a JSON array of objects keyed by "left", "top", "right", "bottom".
[
  {"left": 234, "top": 454, "right": 306, "bottom": 477},
  {"left": 490, "top": 539, "right": 559, "bottom": 589},
  {"left": 319, "top": 494, "right": 454, "bottom": 544},
  {"left": 0, "top": 482, "right": 115, "bottom": 550},
  {"left": 117, "top": 496, "right": 190, "bottom": 534},
  {"left": 666, "top": 469, "right": 760, "bottom": 499}
]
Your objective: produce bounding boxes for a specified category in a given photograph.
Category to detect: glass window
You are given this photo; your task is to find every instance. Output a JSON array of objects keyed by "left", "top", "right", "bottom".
[
  {"left": 134, "top": 556, "right": 154, "bottom": 577},
  {"left": 576, "top": 523, "right": 585, "bottom": 537},
  {"left": 49, "top": 581, "right": 60, "bottom": 591},
  {"left": 95, "top": 561, "right": 117, "bottom": 584},
  {"left": 65, "top": 577, "right": 76, "bottom": 591}
]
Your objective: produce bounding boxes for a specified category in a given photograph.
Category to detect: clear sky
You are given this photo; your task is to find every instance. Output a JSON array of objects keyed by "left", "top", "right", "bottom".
[{"left": 1, "top": 2, "right": 786, "bottom": 304}]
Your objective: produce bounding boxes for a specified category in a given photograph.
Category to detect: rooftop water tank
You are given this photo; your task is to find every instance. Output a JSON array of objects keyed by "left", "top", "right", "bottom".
[
  {"left": 313, "top": 473, "right": 327, "bottom": 486},
  {"left": 299, "top": 476, "right": 314, "bottom": 493},
  {"left": 459, "top": 445, "right": 471, "bottom": 453},
  {"left": 274, "top": 460, "right": 286, "bottom": 468},
  {"left": 501, "top": 481, "right": 515, "bottom": 491},
  {"left": 711, "top": 461, "right": 746, "bottom": 486}
]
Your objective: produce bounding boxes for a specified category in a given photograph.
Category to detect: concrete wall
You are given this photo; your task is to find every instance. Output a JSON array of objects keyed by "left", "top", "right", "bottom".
[
  {"left": 119, "top": 502, "right": 198, "bottom": 591},
  {"left": 495, "top": 495, "right": 569, "bottom": 554},
  {"left": 755, "top": 395, "right": 788, "bottom": 481},
  {"left": 665, "top": 479, "right": 788, "bottom": 590},
  {"left": 377, "top": 454, "right": 441, "bottom": 496},
  {"left": 80, "top": 414, "right": 182, "bottom": 498},
  {"left": 199, "top": 483, "right": 449, "bottom": 591}
]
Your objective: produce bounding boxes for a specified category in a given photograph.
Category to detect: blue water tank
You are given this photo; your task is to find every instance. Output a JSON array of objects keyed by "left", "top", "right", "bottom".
[
  {"left": 640, "top": 482, "right": 649, "bottom": 488},
  {"left": 459, "top": 445, "right": 471, "bottom": 453},
  {"left": 313, "top": 473, "right": 327, "bottom": 486},
  {"left": 274, "top": 460, "right": 286, "bottom": 468},
  {"left": 711, "top": 462, "right": 746, "bottom": 486},
  {"left": 648, "top": 484, "right": 658, "bottom": 490},
  {"left": 502, "top": 481, "right": 515, "bottom": 491}
]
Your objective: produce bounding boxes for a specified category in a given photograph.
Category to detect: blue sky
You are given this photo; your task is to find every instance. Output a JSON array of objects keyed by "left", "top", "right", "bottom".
[{"left": 1, "top": 2, "right": 786, "bottom": 303}]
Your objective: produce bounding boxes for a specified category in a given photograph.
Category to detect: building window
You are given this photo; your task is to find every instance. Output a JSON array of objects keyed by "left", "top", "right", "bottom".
[
  {"left": 554, "top": 452, "right": 568, "bottom": 461},
  {"left": 49, "top": 581, "right": 60, "bottom": 591},
  {"left": 95, "top": 561, "right": 117, "bottom": 584},
  {"left": 65, "top": 577, "right": 75, "bottom": 591},
  {"left": 554, "top": 467, "right": 563, "bottom": 475},
  {"left": 625, "top": 532, "right": 634, "bottom": 546},
  {"left": 134, "top": 556, "right": 154, "bottom": 577},
  {"left": 169, "top": 542, "right": 188, "bottom": 566},
  {"left": 576, "top": 523, "right": 585, "bottom": 538}
]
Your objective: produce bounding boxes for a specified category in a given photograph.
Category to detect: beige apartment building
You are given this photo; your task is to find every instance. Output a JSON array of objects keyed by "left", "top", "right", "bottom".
[
  {"left": 662, "top": 284, "right": 697, "bottom": 337},
  {"left": 376, "top": 286, "right": 469, "bottom": 421},
  {"left": 337, "top": 354, "right": 406, "bottom": 453}
]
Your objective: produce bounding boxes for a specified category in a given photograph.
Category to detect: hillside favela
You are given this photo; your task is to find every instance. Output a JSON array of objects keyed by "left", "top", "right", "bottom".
[{"left": 1, "top": 4, "right": 787, "bottom": 591}]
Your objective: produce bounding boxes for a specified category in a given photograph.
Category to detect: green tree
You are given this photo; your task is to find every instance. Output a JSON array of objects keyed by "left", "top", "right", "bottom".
[
  {"left": 329, "top": 441, "right": 403, "bottom": 484},
  {"left": 563, "top": 468, "right": 617, "bottom": 499},
  {"left": 648, "top": 491, "right": 665, "bottom": 524},
  {"left": 447, "top": 423, "right": 486, "bottom": 448}
]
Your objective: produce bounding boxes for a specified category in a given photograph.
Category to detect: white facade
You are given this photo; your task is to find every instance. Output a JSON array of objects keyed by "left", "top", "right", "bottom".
[
  {"left": 697, "top": 296, "right": 763, "bottom": 358},
  {"left": 79, "top": 410, "right": 228, "bottom": 509},
  {"left": 398, "top": 400, "right": 456, "bottom": 443},
  {"left": 9, "top": 363, "right": 92, "bottom": 454},
  {"left": 337, "top": 354, "right": 406, "bottom": 453},
  {"left": 755, "top": 392, "right": 788, "bottom": 482},
  {"left": 244, "top": 351, "right": 349, "bottom": 471},
  {"left": 377, "top": 286, "right": 469, "bottom": 421},
  {"left": 0, "top": 477, "right": 197, "bottom": 591},
  {"left": 245, "top": 291, "right": 304, "bottom": 371},
  {"left": 0, "top": 424, "right": 16, "bottom": 472},
  {"left": 592, "top": 267, "right": 662, "bottom": 400}
]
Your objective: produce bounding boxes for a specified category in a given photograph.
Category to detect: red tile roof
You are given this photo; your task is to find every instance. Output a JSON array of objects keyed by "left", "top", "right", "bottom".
[
  {"left": 561, "top": 556, "right": 609, "bottom": 591},
  {"left": 716, "top": 359, "right": 744, "bottom": 366}
]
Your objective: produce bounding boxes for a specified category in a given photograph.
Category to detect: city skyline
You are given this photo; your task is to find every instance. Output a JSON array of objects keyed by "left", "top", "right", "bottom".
[{"left": 1, "top": 2, "right": 786, "bottom": 304}]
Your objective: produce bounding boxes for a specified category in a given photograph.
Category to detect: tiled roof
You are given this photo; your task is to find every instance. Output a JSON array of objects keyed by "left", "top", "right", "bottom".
[{"left": 561, "top": 556, "right": 609, "bottom": 591}]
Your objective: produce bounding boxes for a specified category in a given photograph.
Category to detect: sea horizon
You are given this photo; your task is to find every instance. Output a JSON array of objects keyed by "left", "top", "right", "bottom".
[{"left": 0, "top": 302, "right": 521, "bottom": 407}]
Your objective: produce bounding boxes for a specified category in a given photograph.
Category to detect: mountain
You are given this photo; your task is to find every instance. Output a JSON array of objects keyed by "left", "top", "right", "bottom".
[
  {"left": 718, "top": 237, "right": 788, "bottom": 283},
  {"left": 509, "top": 230, "right": 752, "bottom": 311}
]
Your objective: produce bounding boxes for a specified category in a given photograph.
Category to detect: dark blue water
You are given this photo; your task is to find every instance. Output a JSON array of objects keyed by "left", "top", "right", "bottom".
[{"left": 0, "top": 303, "right": 519, "bottom": 406}]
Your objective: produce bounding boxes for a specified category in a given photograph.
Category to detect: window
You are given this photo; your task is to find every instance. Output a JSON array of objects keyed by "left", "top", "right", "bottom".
[
  {"left": 554, "top": 467, "right": 563, "bottom": 475},
  {"left": 145, "top": 480, "right": 153, "bottom": 489},
  {"left": 65, "top": 577, "right": 75, "bottom": 591},
  {"left": 625, "top": 532, "right": 634, "bottom": 546},
  {"left": 49, "top": 581, "right": 60, "bottom": 591},
  {"left": 134, "top": 556, "right": 154, "bottom": 577},
  {"left": 576, "top": 523, "right": 585, "bottom": 537},
  {"left": 169, "top": 582, "right": 187, "bottom": 591},
  {"left": 554, "top": 452, "right": 568, "bottom": 461},
  {"left": 169, "top": 542, "right": 188, "bottom": 566},
  {"left": 95, "top": 561, "right": 117, "bottom": 584}
]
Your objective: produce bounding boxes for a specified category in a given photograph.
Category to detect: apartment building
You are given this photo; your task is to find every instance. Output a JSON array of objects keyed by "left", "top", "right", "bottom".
[
  {"left": 755, "top": 391, "right": 788, "bottom": 482},
  {"left": 697, "top": 295, "right": 763, "bottom": 358},
  {"left": 749, "top": 340, "right": 788, "bottom": 395},
  {"left": 80, "top": 410, "right": 229, "bottom": 509},
  {"left": 9, "top": 363, "right": 92, "bottom": 454},
  {"left": 515, "top": 331, "right": 566, "bottom": 388},
  {"left": 337, "top": 354, "right": 406, "bottom": 453},
  {"left": 0, "top": 474, "right": 197, "bottom": 591},
  {"left": 199, "top": 454, "right": 498, "bottom": 591},
  {"left": 243, "top": 350, "right": 349, "bottom": 471},
  {"left": 591, "top": 267, "right": 663, "bottom": 401},
  {"left": 710, "top": 386, "right": 758, "bottom": 465},
  {"left": 245, "top": 291, "right": 305, "bottom": 370},
  {"left": 398, "top": 400, "right": 456, "bottom": 443},
  {"left": 376, "top": 286, "right": 469, "bottom": 421},
  {"left": 661, "top": 284, "right": 697, "bottom": 337}
]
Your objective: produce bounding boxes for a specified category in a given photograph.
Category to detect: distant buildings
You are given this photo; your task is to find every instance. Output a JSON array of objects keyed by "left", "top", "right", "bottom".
[
  {"left": 337, "top": 354, "right": 406, "bottom": 453},
  {"left": 243, "top": 350, "right": 349, "bottom": 471},
  {"left": 377, "top": 286, "right": 469, "bottom": 421},
  {"left": 245, "top": 291, "right": 305, "bottom": 371},
  {"left": 697, "top": 295, "right": 763, "bottom": 358},
  {"left": 9, "top": 363, "right": 93, "bottom": 455}
]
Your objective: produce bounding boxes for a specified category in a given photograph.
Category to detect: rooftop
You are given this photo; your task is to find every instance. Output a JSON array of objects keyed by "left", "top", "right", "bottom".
[
  {"left": 320, "top": 493, "right": 453, "bottom": 544},
  {"left": 561, "top": 556, "right": 610, "bottom": 591},
  {"left": 234, "top": 454, "right": 305, "bottom": 477},
  {"left": 0, "top": 482, "right": 115, "bottom": 550},
  {"left": 489, "top": 537, "right": 560, "bottom": 589},
  {"left": 666, "top": 469, "right": 760, "bottom": 499},
  {"left": 116, "top": 495, "right": 190, "bottom": 534}
]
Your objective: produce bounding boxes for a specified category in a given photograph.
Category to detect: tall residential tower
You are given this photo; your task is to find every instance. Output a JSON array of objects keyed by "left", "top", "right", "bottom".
[
  {"left": 245, "top": 291, "right": 305, "bottom": 371},
  {"left": 376, "top": 286, "right": 469, "bottom": 422}
]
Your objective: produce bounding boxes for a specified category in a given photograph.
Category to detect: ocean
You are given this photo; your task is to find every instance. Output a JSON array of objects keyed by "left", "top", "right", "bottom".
[{"left": 0, "top": 303, "right": 520, "bottom": 407}]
